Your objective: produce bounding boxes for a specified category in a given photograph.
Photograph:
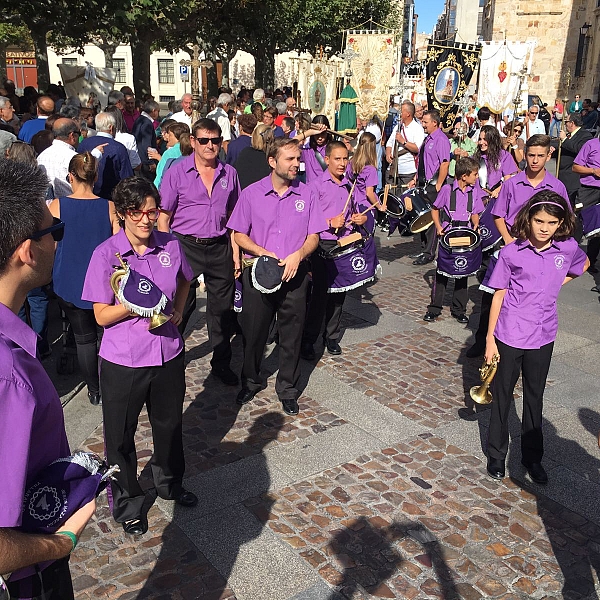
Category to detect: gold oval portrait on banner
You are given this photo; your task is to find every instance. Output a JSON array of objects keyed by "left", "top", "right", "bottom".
[
  {"left": 308, "top": 80, "right": 326, "bottom": 113},
  {"left": 434, "top": 67, "right": 459, "bottom": 105}
]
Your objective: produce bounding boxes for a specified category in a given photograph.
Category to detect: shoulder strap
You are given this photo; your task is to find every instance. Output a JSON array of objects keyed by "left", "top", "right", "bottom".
[
  {"left": 449, "top": 187, "right": 473, "bottom": 214},
  {"left": 314, "top": 148, "right": 327, "bottom": 171}
]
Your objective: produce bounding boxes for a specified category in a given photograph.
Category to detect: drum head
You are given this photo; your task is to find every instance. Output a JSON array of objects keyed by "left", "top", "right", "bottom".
[
  {"left": 380, "top": 192, "right": 405, "bottom": 218},
  {"left": 440, "top": 227, "right": 481, "bottom": 253},
  {"left": 410, "top": 212, "right": 434, "bottom": 233}
]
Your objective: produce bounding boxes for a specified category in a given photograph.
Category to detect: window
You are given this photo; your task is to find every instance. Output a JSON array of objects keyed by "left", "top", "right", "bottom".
[
  {"left": 158, "top": 59, "right": 174, "bottom": 84},
  {"left": 159, "top": 95, "right": 175, "bottom": 104},
  {"left": 113, "top": 58, "right": 126, "bottom": 84},
  {"left": 62, "top": 58, "right": 77, "bottom": 66}
]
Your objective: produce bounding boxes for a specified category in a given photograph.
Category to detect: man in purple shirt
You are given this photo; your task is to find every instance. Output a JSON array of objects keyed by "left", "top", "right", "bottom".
[
  {"left": 573, "top": 137, "right": 600, "bottom": 272},
  {"left": 159, "top": 118, "right": 241, "bottom": 386},
  {"left": 409, "top": 109, "right": 451, "bottom": 264},
  {"left": 467, "top": 134, "right": 568, "bottom": 357},
  {"left": 0, "top": 160, "right": 95, "bottom": 599},
  {"left": 228, "top": 137, "right": 326, "bottom": 415}
]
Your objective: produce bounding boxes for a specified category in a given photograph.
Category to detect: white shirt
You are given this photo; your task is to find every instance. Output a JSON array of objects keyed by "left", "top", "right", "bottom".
[
  {"left": 171, "top": 111, "right": 193, "bottom": 128},
  {"left": 115, "top": 131, "right": 141, "bottom": 169},
  {"left": 365, "top": 122, "right": 382, "bottom": 143},
  {"left": 37, "top": 139, "right": 76, "bottom": 198},
  {"left": 206, "top": 106, "right": 231, "bottom": 142},
  {"left": 386, "top": 118, "right": 425, "bottom": 175},
  {"left": 521, "top": 117, "right": 546, "bottom": 140}
]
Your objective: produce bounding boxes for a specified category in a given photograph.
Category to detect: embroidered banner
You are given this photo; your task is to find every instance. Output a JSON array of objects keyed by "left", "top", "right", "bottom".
[
  {"left": 425, "top": 42, "right": 481, "bottom": 130},
  {"left": 58, "top": 63, "right": 117, "bottom": 109},
  {"left": 296, "top": 57, "right": 339, "bottom": 127},
  {"left": 477, "top": 41, "right": 535, "bottom": 114},
  {"left": 345, "top": 31, "right": 395, "bottom": 121}
]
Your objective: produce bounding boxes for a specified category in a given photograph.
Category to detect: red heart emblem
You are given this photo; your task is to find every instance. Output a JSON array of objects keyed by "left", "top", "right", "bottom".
[{"left": 498, "top": 71, "right": 507, "bottom": 83}]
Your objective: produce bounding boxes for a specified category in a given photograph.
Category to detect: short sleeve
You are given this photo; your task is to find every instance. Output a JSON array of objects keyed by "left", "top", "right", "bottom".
[
  {"left": 227, "top": 192, "right": 252, "bottom": 234},
  {"left": 364, "top": 165, "right": 378, "bottom": 189},
  {"left": 174, "top": 239, "right": 194, "bottom": 281},
  {"left": 500, "top": 151, "right": 518, "bottom": 176},
  {"left": 433, "top": 184, "right": 451, "bottom": 211},
  {"left": 385, "top": 125, "right": 398, "bottom": 148},
  {"left": 574, "top": 141, "right": 591, "bottom": 167},
  {"left": 81, "top": 245, "right": 117, "bottom": 304},
  {"left": 227, "top": 169, "right": 241, "bottom": 213},
  {"left": 567, "top": 244, "right": 589, "bottom": 277},
  {"left": 472, "top": 187, "right": 486, "bottom": 214},
  {"left": 492, "top": 179, "right": 512, "bottom": 219},
  {"left": 160, "top": 167, "right": 179, "bottom": 213},
  {"left": 307, "top": 188, "right": 327, "bottom": 235},
  {"left": 487, "top": 246, "right": 512, "bottom": 290}
]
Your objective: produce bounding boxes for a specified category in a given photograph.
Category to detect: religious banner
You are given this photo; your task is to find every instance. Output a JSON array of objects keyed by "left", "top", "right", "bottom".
[
  {"left": 58, "top": 63, "right": 116, "bottom": 109},
  {"left": 425, "top": 42, "right": 480, "bottom": 130},
  {"left": 345, "top": 31, "right": 395, "bottom": 121},
  {"left": 477, "top": 41, "right": 535, "bottom": 114},
  {"left": 296, "top": 57, "right": 339, "bottom": 127}
]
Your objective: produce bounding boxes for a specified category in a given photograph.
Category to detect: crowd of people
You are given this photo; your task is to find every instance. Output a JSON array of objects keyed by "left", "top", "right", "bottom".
[{"left": 0, "top": 75, "right": 599, "bottom": 599}]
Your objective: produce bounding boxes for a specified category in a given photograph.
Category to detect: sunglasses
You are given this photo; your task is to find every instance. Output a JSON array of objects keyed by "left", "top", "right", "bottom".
[
  {"left": 529, "top": 111, "right": 539, "bottom": 115},
  {"left": 31, "top": 217, "right": 65, "bottom": 242},
  {"left": 126, "top": 208, "right": 161, "bottom": 222},
  {"left": 193, "top": 136, "right": 222, "bottom": 145}
]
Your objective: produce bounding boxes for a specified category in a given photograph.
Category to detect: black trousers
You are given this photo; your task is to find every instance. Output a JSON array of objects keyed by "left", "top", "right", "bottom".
[
  {"left": 100, "top": 352, "right": 186, "bottom": 522},
  {"left": 428, "top": 274, "right": 468, "bottom": 316},
  {"left": 176, "top": 234, "right": 234, "bottom": 369},
  {"left": 421, "top": 184, "right": 439, "bottom": 259},
  {"left": 303, "top": 251, "right": 346, "bottom": 345},
  {"left": 57, "top": 297, "right": 102, "bottom": 395},
  {"left": 240, "top": 262, "right": 309, "bottom": 401},
  {"left": 7, "top": 557, "right": 73, "bottom": 600},
  {"left": 487, "top": 339, "right": 554, "bottom": 465}
]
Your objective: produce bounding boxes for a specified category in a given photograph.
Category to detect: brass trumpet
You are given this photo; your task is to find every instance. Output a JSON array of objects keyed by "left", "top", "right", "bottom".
[
  {"left": 470, "top": 353, "right": 500, "bottom": 405},
  {"left": 110, "top": 253, "right": 172, "bottom": 330}
]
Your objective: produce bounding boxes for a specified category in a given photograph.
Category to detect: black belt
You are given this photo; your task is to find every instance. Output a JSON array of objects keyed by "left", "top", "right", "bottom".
[{"left": 178, "top": 233, "right": 227, "bottom": 246}]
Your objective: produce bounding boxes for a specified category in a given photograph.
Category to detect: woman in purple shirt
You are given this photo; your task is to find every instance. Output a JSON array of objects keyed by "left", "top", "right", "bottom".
[
  {"left": 299, "top": 115, "right": 333, "bottom": 183},
  {"left": 82, "top": 177, "right": 197, "bottom": 536},
  {"left": 485, "top": 191, "right": 589, "bottom": 484},
  {"left": 474, "top": 125, "right": 518, "bottom": 198}
]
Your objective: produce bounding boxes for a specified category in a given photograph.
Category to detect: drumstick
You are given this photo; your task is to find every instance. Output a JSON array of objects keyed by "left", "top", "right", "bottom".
[
  {"left": 334, "top": 179, "right": 358, "bottom": 234},
  {"left": 382, "top": 184, "right": 389, "bottom": 209},
  {"left": 325, "top": 128, "right": 354, "bottom": 141},
  {"left": 358, "top": 203, "right": 378, "bottom": 216}
]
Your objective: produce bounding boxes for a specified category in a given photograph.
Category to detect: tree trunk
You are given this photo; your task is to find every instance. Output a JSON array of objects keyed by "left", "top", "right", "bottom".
[
  {"left": 130, "top": 29, "right": 152, "bottom": 98},
  {"left": 263, "top": 48, "right": 275, "bottom": 91},
  {"left": 30, "top": 28, "right": 50, "bottom": 92},
  {"left": 254, "top": 51, "right": 264, "bottom": 89},
  {"left": 95, "top": 41, "right": 118, "bottom": 69},
  {"left": 0, "top": 43, "right": 7, "bottom": 84}
]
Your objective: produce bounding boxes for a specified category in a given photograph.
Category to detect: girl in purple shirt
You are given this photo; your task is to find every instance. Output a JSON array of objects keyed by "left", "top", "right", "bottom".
[
  {"left": 485, "top": 191, "right": 589, "bottom": 484},
  {"left": 82, "top": 177, "right": 196, "bottom": 536}
]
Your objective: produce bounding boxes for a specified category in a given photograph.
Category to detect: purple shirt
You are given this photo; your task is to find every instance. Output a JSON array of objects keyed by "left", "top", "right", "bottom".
[
  {"left": 574, "top": 138, "right": 600, "bottom": 188},
  {"left": 489, "top": 237, "right": 587, "bottom": 348},
  {"left": 492, "top": 170, "right": 569, "bottom": 228},
  {"left": 477, "top": 149, "right": 518, "bottom": 191},
  {"left": 82, "top": 229, "right": 193, "bottom": 367},
  {"left": 227, "top": 174, "right": 326, "bottom": 258},
  {"left": 421, "top": 127, "right": 451, "bottom": 181},
  {"left": 311, "top": 170, "right": 356, "bottom": 241},
  {"left": 160, "top": 155, "right": 241, "bottom": 238},
  {"left": 302, "top": 144, "right": 327, "bottom": 183},
  {"left": 348, "top": 164, "right": 378, "bottom": 210},
  {"left": 434, "top": 181, "right": 485, "bottom": 223},
  {"left": 0, "top": 303, "right": 69, "bottom": 527}
]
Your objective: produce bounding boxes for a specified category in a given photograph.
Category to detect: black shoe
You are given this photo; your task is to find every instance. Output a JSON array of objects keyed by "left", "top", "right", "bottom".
[
  {"left": 522, "top": 461, "right": 548, "bottom": 484},
  {"left": 452, "top": 313, "right": 469, "bottom": 324},
  {"left": 236, "top": 388, "right": 257, "bottom": 405},
  {"left": 413, "top": 255, "right": 434, "bottom": 265},
  {"left": 300, "top": 341, "right": 315, "bottom": 361},
  {"left": 466, "top": 342, "right": 485, "bottom": 358},
  {"left": 88, "top": 391, "right": 101, "bottom": 406},
  {"left": 123, "top": 517, "right": 148, "bottom": 535},
  {"left": 487, "top": 458, "right": 505, "bottom": 480},
  {"left": 423, "top": 312, "right": 437, "bottom": 322},
  {"left": 326, "top": 339, "right": 342, "bottom": 355},
  {"left": 173, "top": 489, "right": 198, "bottom": 507},
  {"left": 211, "top": 366, "right": 239, "bottom": 386},
  {"left": 409, "top": 252, "right": 424, "bottom": 259},
  {"left": 281, "top": 398, "right": 299, "bottom": 415},
  {"left": 591, "top": 285, "right": 600, "bottom": 293}
]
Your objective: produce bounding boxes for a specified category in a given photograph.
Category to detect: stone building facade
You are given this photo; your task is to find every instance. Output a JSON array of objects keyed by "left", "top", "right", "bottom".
[{"left": 481, "top": 0, "right": 599, "bottom": 104}]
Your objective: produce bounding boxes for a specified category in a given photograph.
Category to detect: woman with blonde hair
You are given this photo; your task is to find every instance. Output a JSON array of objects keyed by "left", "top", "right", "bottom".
[
  {"left": 233, "top": 123, "right": 275, "bottom": 189},
  {"left": 49, "top": 152, "right": 118, "bottom": 405},
  {"left": 349, "top": 132, "right": 385, "bottom": 215}
]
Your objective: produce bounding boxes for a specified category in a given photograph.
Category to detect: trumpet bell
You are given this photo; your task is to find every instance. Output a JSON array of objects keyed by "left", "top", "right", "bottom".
[
  {"left": 148, "top": 312, "right": 172, "bottom": 330},
  {"left": 469, "top": 384, "right": 493, "bottom": 405}
]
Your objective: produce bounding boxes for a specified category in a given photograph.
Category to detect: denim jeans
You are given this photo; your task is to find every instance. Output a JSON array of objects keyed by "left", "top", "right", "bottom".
[{"left": 19, "top": 285, "right": 50, "bottom": 355}]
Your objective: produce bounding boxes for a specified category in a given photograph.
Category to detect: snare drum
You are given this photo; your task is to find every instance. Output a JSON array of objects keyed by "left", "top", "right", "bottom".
[
  {"left": 319, "top": 234, "right": 379, "bottom": 292},
  {"left": 401, "top": 188, "right": 434, "bottom": 233},
  {"left": 378, "top": 190, "right": 406, "bottom": 218},
  {"left": 580, "top": 203, "right": 600, "bottom": 238},
  {"left": 478, "top": 197, "right": 502, "bottom": 251},
  {"left": 436, "top": 227, "right": 482, "bottom": 278}
]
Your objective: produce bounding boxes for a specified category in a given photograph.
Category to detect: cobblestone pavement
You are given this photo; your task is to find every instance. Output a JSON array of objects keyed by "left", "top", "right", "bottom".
[{"left": 63, "top": 230, "right": 600, "bottom": 599}]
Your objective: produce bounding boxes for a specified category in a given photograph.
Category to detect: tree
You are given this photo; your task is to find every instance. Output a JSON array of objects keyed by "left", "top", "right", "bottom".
[{"left": 0, "top": 23, "right": 32, "bottom": 84}]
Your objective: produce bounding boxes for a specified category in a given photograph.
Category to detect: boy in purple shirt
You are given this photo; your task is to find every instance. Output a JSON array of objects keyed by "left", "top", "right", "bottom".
[
  {"left": 0, "top": 161, "right": 95, "bottom": 599},
  {"left": 228, "top": 138, "right": 326, "bottom": 415},
  {"left": 485, "top": 191, "right": 588, "bottom": 484},
  {"left": 423, "top": 157, "right": 484, "bottom": 323},
  {"left": 467, "top": 134, "right": 569, "bottom": 358},
  {"left": 301, "top": 142, "right": 368, "bottom": 359},
  {"left": 82, "top": 176, "right": 197, "bottom": 536}
]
